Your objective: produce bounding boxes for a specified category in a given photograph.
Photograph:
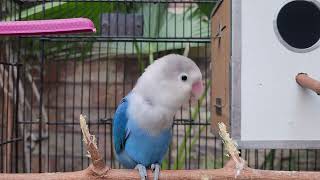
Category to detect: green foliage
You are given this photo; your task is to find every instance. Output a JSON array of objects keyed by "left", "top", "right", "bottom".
[
  {"left": 197, "top": 2, "right": 216, "bottom": 18},
  {"left": 8, "top": 2, "right": 130, "bottom": 33},
  {"left": 261, "top": 149, "right": 276, "bottom": 169},
  {"left": 6, "top": 2, "right": 133, "bottom": 61},
  {"left": 98, "top": 3, "right": 211, "bottom": 58},
  {"left": 205, "top": 155, "right": 227, "bottom": 169},
  {"left": 7, "top": 2, "right": 212, "bottom": 61}
]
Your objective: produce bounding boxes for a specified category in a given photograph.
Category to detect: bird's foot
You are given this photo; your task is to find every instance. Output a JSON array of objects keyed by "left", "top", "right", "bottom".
[
  {"left": 135, "top": 164, "right": 147, "bottom": 180},
  {"left": 151, "top": 163, "right": 161, "bottom": 180}
]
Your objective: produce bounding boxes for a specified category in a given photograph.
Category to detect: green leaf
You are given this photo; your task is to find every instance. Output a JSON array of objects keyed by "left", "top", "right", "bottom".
[
  {"left": 8, "top": 3, "right": 212, "bottom": 65},
  {"left": 96, "top": 4, "right": 211, "bottom": 58}
]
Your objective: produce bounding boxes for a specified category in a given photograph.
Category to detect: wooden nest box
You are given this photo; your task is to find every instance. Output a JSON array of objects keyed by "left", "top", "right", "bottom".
[{"left": 211, "top": 0, "right": 320, "bottom": 149}]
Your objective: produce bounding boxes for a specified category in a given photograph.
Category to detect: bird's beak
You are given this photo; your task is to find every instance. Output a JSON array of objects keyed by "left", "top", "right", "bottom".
[{"left": 191, "top": 80, "right": 204, "bottom": 101}]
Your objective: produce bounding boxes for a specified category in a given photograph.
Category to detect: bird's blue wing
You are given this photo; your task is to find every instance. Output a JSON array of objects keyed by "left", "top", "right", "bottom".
[{"left": 113, "top": 97, "right": 130, "bottom": 153}]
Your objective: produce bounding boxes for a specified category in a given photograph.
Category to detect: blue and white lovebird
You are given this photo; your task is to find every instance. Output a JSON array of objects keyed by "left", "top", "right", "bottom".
[{"left": 112, "top": 54, "right": 203, "bottom": 180}]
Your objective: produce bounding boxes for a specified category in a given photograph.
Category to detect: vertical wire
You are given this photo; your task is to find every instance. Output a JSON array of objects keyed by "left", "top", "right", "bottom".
[
  {"left": 246, "top": 149, "right": 250, "bottom": 167},
  {"left": 0, "top": 0, "right": 2, "bottom": 20},
  {"left": 271, "top": 149, "right": 275, "bottom": 170},
  {"left": 115, "top": 36, "right": 119, "bottom": 169},
  {"left": 174, "top": 42, "right": 179, "bottom": 169},
  {"left": 0, "top": 64, "right": 5, "bottom": 173},
  {"left": 298, "top": 149, "right": 300, "bottom": 171},
  {"left": 213, "top": 136, "right": 216, "bottom": 168},
  {"left": 80, "top": 42, "right": 85, "bottom": 170},
  {"left": 306, "top": 149, "right": 309, "bottom": 170},
  {"left": 45, "top": 2, "right": 53, "bottom": 170},
  {"left": 22, "top": 37, "right": 27, "bottom": 173},
  {"left": 188, "top": 91, "right": 192, "bottom": 169},
  {"left": 289, "top": 149, "right": 292, "bottom": 171},
  {"left": 165, "top": 41, "right": 172, "bottom": 170},
  {"left": 88, "top": 40, "right": 93, "bottom": 168},
  {"left": 71, "top": 42, "right": 76, "bottom": 171},
  {"left": 204, "top": 43, "right": 208, "bottom": 169},
  {"left": 38, "top": 1, "right": 47, "bottom": 172},
  {"left": 46, "top": 46, "right": 51, "bottom": 173},
  {"left": 63, "top": 42, "right": 68, "bottom": 171},
  {"left": 72, "top": 0, "right": 78, "bottom": 171},
  {"left": 255, "top": 149, "right": 258, "bottom": 169},
  {"left": 12, "top": 64, "right": 16, "bottom": 173},
  {"left": 197, "top": 43, "right": 201, "bottom": 169},
  {"left": 182, "top": 104, "right": 186, "bottom": 169},
  {"left": 221, "top": 142, "right": 224, "bottom": 167},
  {"left": 17, "top": 34, "right": 23, "bottom": 173},
  {"left": 315, "top": 150, "right": 317, "bottom": 170},
  {"left": 280, "top": 150, "right": 284, "bottom": 170},
  {"left": 29, "top": 42, "right": 33, "bottom": 173},
  {"left": 5, "top": 65, "right": 9, "bottom": 173},
  {"left": 105, "top": 8, "right": 112, "bottom": 169},
  {"left": 10, "top": 42, "right": 14, "bottom": 174},
  {"left": 107, "top": 49, "right": 112, "bottom": 168},
  {"left": 190, "top": 0, "right": 192, "bottom": 39},
  {"left": 97, "top": 42, "right": 102, "bottom": 158},
  {"left": 0, "top": 65, "right": 3, "bottom": 173},
  {"left": 0, "top": 44, "right": 4, "bottom": 174},
  {"left": 54, "top": 47, "right": 59, "bottom": 172},
  {"left": 15, "top": 13, "right": 21, "bottom": 174},
  {"left": 263, "top": 150, "right": 267, "bottom": 169}
]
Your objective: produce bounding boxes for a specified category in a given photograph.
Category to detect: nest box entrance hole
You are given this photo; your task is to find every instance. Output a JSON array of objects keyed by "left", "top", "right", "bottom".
[{"left": 275, "top": 0, "right": 320, "bottom": 52}]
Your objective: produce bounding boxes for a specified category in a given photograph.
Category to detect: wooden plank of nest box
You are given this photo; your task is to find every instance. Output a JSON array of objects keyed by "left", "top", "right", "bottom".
[{"left": 210, "top": 0, "right": 231, "bottom": 136}]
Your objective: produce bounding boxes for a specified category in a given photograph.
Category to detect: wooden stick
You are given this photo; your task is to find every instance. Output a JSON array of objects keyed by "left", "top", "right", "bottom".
[
  {"left": 2, "top": 160, "right": 320, "bottom": 180},
  {"left": 296, "top": 73, "right": 320, "bottom": 95},
  {"left": 79, "top": 114, "right": 109, "bottom": 175}
]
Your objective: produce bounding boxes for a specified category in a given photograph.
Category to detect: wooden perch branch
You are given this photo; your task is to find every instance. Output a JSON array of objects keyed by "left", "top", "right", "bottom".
[
  {"left": 296, "top": 73, "right": 320, "bottom": 95},
  {"left": 79, "top": 114, "right": 109, "bottom": 176},
  {"left": 3, "top": 160, "right": 320, "bottom": 180},
  {"left": 3, "top": 118, "right": 320, "bottom": 179}
]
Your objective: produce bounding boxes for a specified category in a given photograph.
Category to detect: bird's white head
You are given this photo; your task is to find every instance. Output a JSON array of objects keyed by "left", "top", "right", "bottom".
[{"left": 133, "top": 54, "right": 203, "bottom": 110}]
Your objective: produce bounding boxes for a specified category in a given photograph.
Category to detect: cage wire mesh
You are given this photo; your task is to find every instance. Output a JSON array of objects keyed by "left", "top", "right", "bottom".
[{"left": 1, "top": 0, "right": 320, "bottom": 175}]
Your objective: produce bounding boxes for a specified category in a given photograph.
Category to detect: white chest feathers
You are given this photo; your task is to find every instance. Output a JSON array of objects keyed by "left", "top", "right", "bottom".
[{"left": 127, "top": 93, "right": 176, "bottom": 135}]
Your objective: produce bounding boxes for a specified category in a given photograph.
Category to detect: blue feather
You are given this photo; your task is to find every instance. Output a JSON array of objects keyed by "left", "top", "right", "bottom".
[
  {"left": 125, "top": 120, "right": 172, "bottom": 167},
  {"left": 112, "top": 98, "right": 129, "bottom": 153},
  {"left": 113, "top": 95, "right": 172, "bottom": 168}
]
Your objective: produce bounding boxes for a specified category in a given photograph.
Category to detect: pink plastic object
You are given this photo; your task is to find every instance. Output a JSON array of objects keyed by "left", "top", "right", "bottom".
[{"left": 0, "top": 18, "right": 96, "bottom": 36}]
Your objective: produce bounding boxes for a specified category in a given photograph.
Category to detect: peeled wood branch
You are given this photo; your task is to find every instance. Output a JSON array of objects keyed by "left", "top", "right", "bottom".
[
  {"left": 2, "top": 117, "right": 320, "bottom": 179},
  {"left": 3, "top": 160, "right": 320, "bottom": 180},
  {"left": 79, "top": 115, "right": 109, "bottom": 176}
]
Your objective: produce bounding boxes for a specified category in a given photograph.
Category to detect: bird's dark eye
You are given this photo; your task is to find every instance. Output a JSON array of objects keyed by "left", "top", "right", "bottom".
[{"left": 181, "top": 75, "right": 188, "bottom": 81}]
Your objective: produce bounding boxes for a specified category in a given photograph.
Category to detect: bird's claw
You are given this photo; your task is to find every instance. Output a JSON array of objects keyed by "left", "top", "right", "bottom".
[
  {"left": 135, "top": 164, "right": 147, "bottom": 180},
  {"left": 151, "top": 163, "right": 161, "bottom": 180}
]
